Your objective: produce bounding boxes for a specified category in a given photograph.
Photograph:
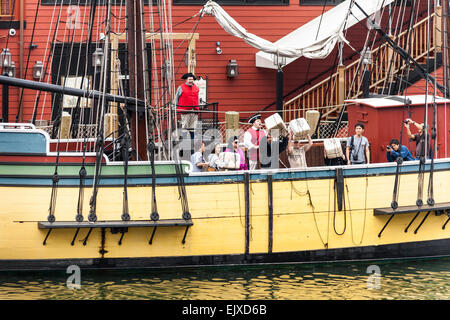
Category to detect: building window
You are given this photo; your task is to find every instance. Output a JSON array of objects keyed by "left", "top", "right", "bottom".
[
  {"left": 0, "top": 0, "right": 21, "bottom": 29},
  {"left": 174, "top": 0, "right": 289, "bottom": 5},
  {"left": 51, "top": 43, "right": 98, "bottom": 123},
  {"left": 60, "top": 75, "right": 93, "bottom": 109},
  {"left": 300, "top": 0, "right": 410, "bottom": 5},
  {"left": 50, "top": 42, "right": 152, "bottom": 123},
  {"left": 299, "top": 0, "right": 344, "bottom": 5},
  {"left": 0, "top": 0, "right": 14, "bottom": 17},
  {"left": 41, "top": 0, "right": 157, "bottom": 5}
]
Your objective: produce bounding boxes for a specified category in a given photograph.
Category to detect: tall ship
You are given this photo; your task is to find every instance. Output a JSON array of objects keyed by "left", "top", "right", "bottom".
[{"left": 0, "top": 0, "right": 450, "bottom": 270}]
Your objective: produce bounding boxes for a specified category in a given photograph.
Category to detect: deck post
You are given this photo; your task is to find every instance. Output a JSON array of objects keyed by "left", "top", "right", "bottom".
[
  {"left": 337, "top": 65, "right": 345, "bottom": 107},
  {"left": 436, "top": 5, "right": 442, "bottom": 54},
  {"left": 1, "top": 73, "right": 8, "bottom": 123},
  {"left": 225, "top": 111, "right": 239, "bottom": 143},
  {"left": 59, "top": 112, "right": 72, "bottom": 139}
]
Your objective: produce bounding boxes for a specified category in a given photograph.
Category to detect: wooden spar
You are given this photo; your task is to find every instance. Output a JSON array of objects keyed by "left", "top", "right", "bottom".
[
  {"left": 18, "top": 0, "right": 24, "bottom": 122},
  {"left": 0, "top": 75, "right": 146, "bottom": 109},
  {"left": 127, "top": 0, "right": 148, "bottom": 161}
]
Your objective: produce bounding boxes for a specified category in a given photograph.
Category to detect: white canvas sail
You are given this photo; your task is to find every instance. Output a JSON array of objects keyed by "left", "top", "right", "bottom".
[{"left": 202, "top": 0, "right": 394, "bottom": 69}]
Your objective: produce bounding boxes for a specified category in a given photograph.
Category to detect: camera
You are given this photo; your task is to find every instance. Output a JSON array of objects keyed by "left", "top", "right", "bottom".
[
  {"left": 403, "top": 119, "right": 410, "bottom": 124},
  {"left": 352, "top": 154, "right": 358, "bottom": 161},
  {"left": 387, "top": 145, "right": 392, "bottom": 150}
]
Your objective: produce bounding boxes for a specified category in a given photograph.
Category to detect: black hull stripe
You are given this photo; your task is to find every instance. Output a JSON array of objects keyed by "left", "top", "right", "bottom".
[{"left": 2, "top": 238, "right": 450, "bottom": 272}]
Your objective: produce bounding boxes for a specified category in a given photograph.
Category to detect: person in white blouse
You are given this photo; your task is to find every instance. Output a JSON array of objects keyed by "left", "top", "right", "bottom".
[{"left": 207, "top": 143, "right": 225, "bottom": 171}]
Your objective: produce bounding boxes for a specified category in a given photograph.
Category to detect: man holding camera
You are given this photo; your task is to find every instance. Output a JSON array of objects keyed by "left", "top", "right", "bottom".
[
  {"left": 404, "top": 118, "right": 431, "bottom": 159},
  {"left": 386, "top": 138, "right": 414, "bottom": 162},
  {"left": 346, "top": 123, "right": 370, "bottom": 165}
]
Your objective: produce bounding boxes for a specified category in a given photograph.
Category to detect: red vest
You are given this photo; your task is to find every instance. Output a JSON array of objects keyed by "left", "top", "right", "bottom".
[
  {"left": 177, "top": 83, "right": 199, "bottom": 112},
  {"left": 247, "top": 127, "right": 265, "bottom": 161}
]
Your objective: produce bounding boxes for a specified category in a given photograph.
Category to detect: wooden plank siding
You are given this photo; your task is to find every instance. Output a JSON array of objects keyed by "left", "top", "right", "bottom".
[{"left": 0, "top": 0, "right": 429, "bottom": 124}]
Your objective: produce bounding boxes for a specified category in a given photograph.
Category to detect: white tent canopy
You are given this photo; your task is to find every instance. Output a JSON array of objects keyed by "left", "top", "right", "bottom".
[
  {"left": 256, "top": 0, "right": 394, "bottom": 69},
  {"left": 202, "top": 0, "right": 394, "bottom": 70}
]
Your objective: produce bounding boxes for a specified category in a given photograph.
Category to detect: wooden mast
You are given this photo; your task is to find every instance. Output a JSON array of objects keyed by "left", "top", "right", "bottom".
[
  {"left": 127, "top": 0, "right": 148, "bottom": 160},
  {"left": 442, "top": 0, "right": 450, "bottom": 96}
]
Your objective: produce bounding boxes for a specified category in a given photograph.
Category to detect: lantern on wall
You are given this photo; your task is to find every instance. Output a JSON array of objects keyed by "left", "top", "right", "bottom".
[
  {"left": 1, "top": 48, "right": 11, "bottom": 69},
  {"left": 7, "top": 61, "right": 16, "bottom": 77},
  {"left": 33, "top": 61, "right": 44, "bottom": 80},
  {"left": 92, "top": 47, "right": 104, "bottom": 68},
  {"left": 226, "top": 60, "right": 238, "bottom": 78}
]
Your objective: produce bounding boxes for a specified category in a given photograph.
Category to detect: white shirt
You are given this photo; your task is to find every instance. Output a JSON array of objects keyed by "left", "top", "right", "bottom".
[
  {"left": 207, "top": 153, "right": 225, "bottom": 169},
  {"left": 287, "top": 146, "right": 307, "bottom": 168},
  {"left": 190, "top": 151, "right": 205, "bottom": 172},
  {"left": 244, "top": 126, "right": 266, "bottom": 150}
]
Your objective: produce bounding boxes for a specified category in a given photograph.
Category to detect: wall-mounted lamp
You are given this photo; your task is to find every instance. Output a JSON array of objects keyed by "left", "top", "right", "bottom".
[
  {"left": 1, "top": 48, "right": 16, "bottom": 77},
  {"left": 92, "top": 47, "right": 104, "bottom": 68},
  {"left": 1, "top": 48, "right": 11, "bottom": 69},
  {"left": 272, "top": 54, "right": 286, "bottom": 68},
  {"left": 361, "top": 46, "right": 372, "bottom": 66},
  {"left": 216, "top": 41, "right": 222, "bottom": 55},
  {"left": 227, "top": 59, "right": 238, "bottom": 78},
  {"left": 33, "top": 61, "right": 44, "bottom": 80},
  {"left": 7, "top": 61, "right": 16, "bottom": 77}
]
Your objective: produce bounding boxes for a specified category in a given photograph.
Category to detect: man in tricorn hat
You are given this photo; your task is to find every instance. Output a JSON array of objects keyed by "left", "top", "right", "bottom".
[
  {"left": 174, "top": 72, "right": 200, "bottom": 129},
  {"left": 244, "top": 114, "right": 266, "bottom": 170}
]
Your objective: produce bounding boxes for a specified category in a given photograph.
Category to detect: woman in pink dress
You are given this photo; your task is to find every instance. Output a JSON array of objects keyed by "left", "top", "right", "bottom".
[{"left": 225, "top": 137, "right": 248, "bottom": 170}]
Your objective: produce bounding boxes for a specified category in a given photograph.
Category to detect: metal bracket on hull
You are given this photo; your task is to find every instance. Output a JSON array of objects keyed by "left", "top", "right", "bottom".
[
  {"left": 374, "top": 202, "right": 450, "bottom": 237},
  {"left": 148, "top": 225, "right": 191, "bottom": 245},
  {"left": 38, "top": 219, "right": 194, "bottom": 246},
  {"left": 413, "top": 211, "right": 431, "bottom": 234},
  {"left": 111, "top": 227, "right": 128, "bottom": 245},
  {"left": 441, "top": 211, "right": 450, "bottom": 230},
  {"left": 404, "top": 212, "right": 420, "bottom": 233},
  {"left": 378, "top": 215, "right": 394, "bottom": 238},
  {"left": 71, "top": 228, "right": 81, "bottom": 246}
]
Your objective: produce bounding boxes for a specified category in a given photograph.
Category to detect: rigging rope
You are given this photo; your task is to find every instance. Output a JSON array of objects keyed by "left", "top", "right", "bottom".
[
  {"left": 16, "top": 0, "right": 40, "bottom": 122},
  {"left": 347, "top": 175, "right": 368, "bottom": 246},
  {"left": 31, "top": 1, "right": 63, "bottom": 124},
  {"left": 71, "top": 0, "right": 99, "bottom": 140},
  {"left": 121, "top": 132, "right": 131, "bottom": 221},
  {"left": 88, "top": 0, "right": 112, "bottom": 222},
  {"left": 425, "top": 0, "right": 436, "bottom": 207}
]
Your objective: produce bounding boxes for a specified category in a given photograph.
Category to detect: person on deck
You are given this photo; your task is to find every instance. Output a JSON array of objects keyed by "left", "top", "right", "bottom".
[
  {"left": 346, "top": 123, "right": 370, "bottom": 165},
  {"left": 190, "top": 141, "right": 208, "bottom": 172},
  {"left": 174, "top": 73, "right": 200, "bottom": 129},
  {"left": 244, "top": 114, "right": 266, "bottom": 170},
  {"left": 386, "top": 138, "right": 414, "bottom": 162},
  {"left": 208, "top": 143, "right": 225, "bottom": 171},
  {"left": 286, "top": 131, "right": 313, "bottom": 168},
  {"left": 404, "top": 118, "right": 432, "bottom": 160},
  {"left": 259, "top": 132, "right": 289, "bottom": 169},
  {"left": 225, "top": 137, "right": 248, "bottom": 170}
]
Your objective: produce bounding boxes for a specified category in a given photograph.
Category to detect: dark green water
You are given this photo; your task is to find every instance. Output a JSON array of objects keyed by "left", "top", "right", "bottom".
[{"left": 1, "top": 258, "right": 450, "bottom": 300}]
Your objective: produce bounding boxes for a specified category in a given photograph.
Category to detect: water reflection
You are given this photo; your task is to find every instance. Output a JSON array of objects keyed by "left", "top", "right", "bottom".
[{"left": 1, "top": 258, "right": 450, "bottom": 300}]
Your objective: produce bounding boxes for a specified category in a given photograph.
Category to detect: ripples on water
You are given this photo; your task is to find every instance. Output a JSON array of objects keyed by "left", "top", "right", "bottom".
[{"left": 1, "top": 258, "right": 450, "bottom": 300}]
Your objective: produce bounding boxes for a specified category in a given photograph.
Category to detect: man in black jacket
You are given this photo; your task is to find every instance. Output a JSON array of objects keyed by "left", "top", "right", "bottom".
[{"left": 259, "top": 132, "right": 289, "bottom": 169}]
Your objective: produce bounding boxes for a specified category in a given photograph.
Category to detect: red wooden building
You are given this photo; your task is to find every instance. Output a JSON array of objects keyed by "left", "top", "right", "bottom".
[
  {"left": 0, "top": 0, "right": 434, "bottom": 126},
  {"left": 346, "top": 94, "right": 450, "bottom": 163}
]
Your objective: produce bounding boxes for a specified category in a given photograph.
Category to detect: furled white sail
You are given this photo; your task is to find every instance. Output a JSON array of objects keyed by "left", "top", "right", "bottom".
[{"left": 202, "top": 0, "right": 394, "bottom": 69}]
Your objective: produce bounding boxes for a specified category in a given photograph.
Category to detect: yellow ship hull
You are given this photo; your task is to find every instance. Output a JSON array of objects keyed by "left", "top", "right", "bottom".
[{"left": 2, "top": 160, "right": 450, "bottom": 270}]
